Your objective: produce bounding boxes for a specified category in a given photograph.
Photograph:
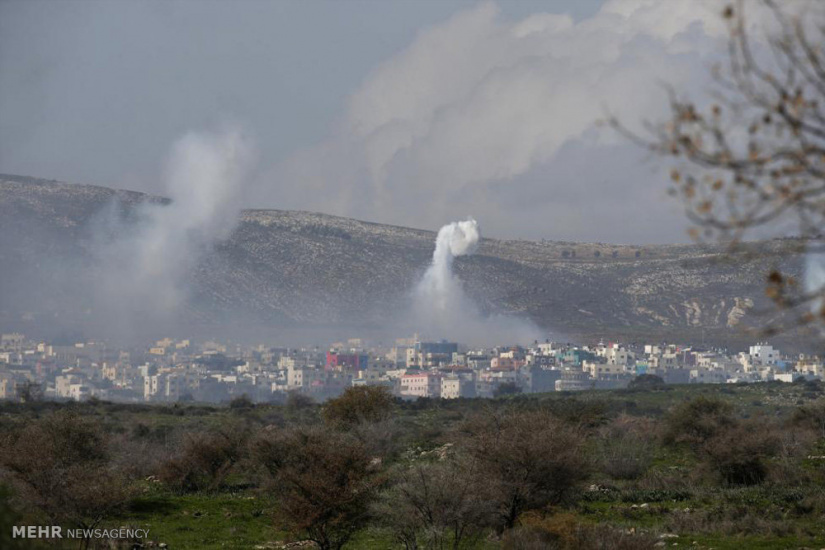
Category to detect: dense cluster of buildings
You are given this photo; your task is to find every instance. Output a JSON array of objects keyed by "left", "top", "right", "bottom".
[{"left": 0, "top": 331, "right": 822, "bottom": 403}]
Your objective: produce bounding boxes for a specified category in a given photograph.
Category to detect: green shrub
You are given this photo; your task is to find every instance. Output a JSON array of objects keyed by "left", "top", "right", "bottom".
[
  {"left": 598, "top": 415, "right": 655, "bottom": 480},
  {"left": 460, "top": 409, "right": 589, "bottom": 531},
  {"left": 322, "top": 386, "right": 394, "bottom": 426},
  {"left": 158, "top": 427, "right": 248, "bottom": 493},
  {"left": 663, "top": 396, "right": 734, "bottom": 448},
  {"left": 700, "top": 421, "right": 780, "bottom": 486},
  {"left": 0, "top": 410, "right": 133, "bottom": 537},
  {"left": 791, "top": 401, "right": 825, "bottom": 438},
  {"left": 264, "top": 426, "right": 383, "bottom": 550}
]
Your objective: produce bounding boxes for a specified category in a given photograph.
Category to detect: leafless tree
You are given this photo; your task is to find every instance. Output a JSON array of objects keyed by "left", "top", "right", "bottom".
[
  {"left": 597, "top": 415, "right": 655, "bottom": 481},
  {"left": 614, "top": 0, "right": 825, "bottom": 336},
  {"left": 260, "top": 425, "right": 384, "bottom": 550},
  {"left": 372, "top": 456, "right": 495, "bottom": 550},
  {"left": 458, "top": 409, "right": 588, "bottom": 532},
  {"left": 157, "top": 424, "right": 249, "bottom": 493},
  {"left": 322, "top": 386, "right": 395, "bottom": 427},
  {"left": 0, "top": 411, "right": 134, "bottom": 550}
]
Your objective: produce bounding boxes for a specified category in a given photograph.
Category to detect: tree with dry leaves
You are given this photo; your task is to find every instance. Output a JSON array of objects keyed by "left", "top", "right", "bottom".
[
  {"left": 458, "top": 409, "right": 588, "bottom": 533},
  {"left": 372, "top": 456, "right": 495, "bottom": 550},
  {"left": 614, "top": 0, "right": 825, "bottom": 337},
  {"left": 0, "top": 411, "right": 134, "bottom": 550},
  {"left": 262, "top": 425, "right": 384, "bottom": 550}
]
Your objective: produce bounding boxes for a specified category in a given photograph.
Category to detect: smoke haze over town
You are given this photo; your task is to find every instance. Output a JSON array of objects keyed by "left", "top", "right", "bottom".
[{"left": 5, "top": 1, "right": 825, "bottom": 548}]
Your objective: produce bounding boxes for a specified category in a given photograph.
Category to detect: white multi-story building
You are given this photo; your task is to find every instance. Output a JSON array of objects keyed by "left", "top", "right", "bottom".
[
  {"left": 690, "top": 368, "right": 729, "bottom": 384},
  {"left": 650, "top": 353, "right": 679, "bottom": 369},
  {"left": 644, "top": 344, "right": 662, "bottom": 355},
  {"left": 56, "top": 374, "right": 84, "bottom": 398},
  {"left": 0, "top": 375, "right": 17, "bottom": 399},
  {"left": 400, "top": 372, "right": 442, "bottom": 398},
  {"left": 144, "top": 374, "right": 159, "bottom": 399},
  {"left": 144, "top": 372, "right": 189, "bottom": 401},
  {"left": 583, "top": 360, "right": 626, "bottom": 378},
  {"left": 596, "top": 343, "right": 633, "bottom": 366},
  {"left": 555, "top": 370, "right": 593, "bottom": 391},
  {"left": 749, "top": 343, "right": 779, "bottom": 366},
  {"left": 537, "top": 342, "right": 562, "bottom": 356},
  {"left": 68, "top": 383, "right": 91, "bottom": 401},
  {"left": 287, "top": 364, "right": 322, "bottom": 390},
  {"left": 0, "top": 333, "right": 25, "bottom": 351},
  {"left": 440, "top": 375, "right": 474, "bottom": 399},
  {"left": 795, "top": 358, "right": 824, "bottom": 379}
]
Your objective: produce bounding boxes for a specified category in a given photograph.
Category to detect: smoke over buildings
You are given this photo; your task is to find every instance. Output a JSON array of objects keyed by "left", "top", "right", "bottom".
[
  {"left": 90, "top": 128, "right": 255, "bottom": 339},
  {"left": 416, "top": 218, "right": 480, "bottom": 314},
  {"left": 413, "top": 218, "right": 541, "bottom": 345}
]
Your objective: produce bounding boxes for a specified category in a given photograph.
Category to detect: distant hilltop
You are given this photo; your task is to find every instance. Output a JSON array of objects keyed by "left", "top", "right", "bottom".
[{"left": 0, "top": 174, "right": 810, "bottom": 349}]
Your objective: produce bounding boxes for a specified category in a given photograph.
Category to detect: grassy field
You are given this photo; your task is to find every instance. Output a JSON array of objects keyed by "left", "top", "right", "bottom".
[{"left": 1, "top": 381, "right": 824, "bottom": 549}]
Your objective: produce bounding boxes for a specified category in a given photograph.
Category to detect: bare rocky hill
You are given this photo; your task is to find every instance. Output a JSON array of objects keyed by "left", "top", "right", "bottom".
[{"left": 0, "top": 174, "right": 807, "bottom": 347}]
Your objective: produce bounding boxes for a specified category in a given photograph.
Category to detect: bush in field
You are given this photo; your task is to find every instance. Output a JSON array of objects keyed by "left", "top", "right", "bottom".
[
  {"left": 0, "top": 484, "right": 25, "bottom": 550},
  {"left": 597, "top": 415, "right": 655, "bottom": 481},
  {"left": 627, "top": 374, "right": 665, "bottom": 391},
  {"left": 791, "top": 401, "right": 825, "bottom": 438},
  {"left": 158, "top": 426, "right": 248, "bottom": 493},
  {"left": 348, "top": 418, "right": 403, "bottom": 461},
  {"left": 663, "top": 396, "right": 735, "bottom": 448},
  {"left": 229, "top": 394, "right": 255, "bottom": 410},
  {"left": 459, "top": 409, "right": 588, "bottom": 531},
  {"left": 247, "top": 427, "right": 286, "bottom": 481},
  {"left": 493, "top": 382, "right": 522, "bottom": 397},
  {"left": 263, "top": 426, "right": 383, "bottom": 550},
  {"left": 664, "top": 398, "right": 782, "bottom": 486},
  {"left": 285, "top": 391, "right": 316, "bottom": 414},
  {"left": 700, "top": 420, "right": 780, "bottom": 486},
  {"left": 501, "top": 513, "right": 658, "bottom": 550},
  {"left": 0, "top": 411, "right": 133, "bottom": 538},
  {"left": 767, "top": 427, "right": 817, "bottom": 486},
  {"left": 15, "top": 381, "right": 43, "bottom": 403},
  {"left": 372, "top": 457, "right": 495, "bottom": 550},
  {"left": 541, "top": 398, "right": 608, "bottom": 428},
  {"left": 322, "top": 386, "right": 394, "bottom": 426}
]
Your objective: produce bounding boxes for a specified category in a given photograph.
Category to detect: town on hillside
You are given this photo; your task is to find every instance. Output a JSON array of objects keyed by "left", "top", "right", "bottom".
[{"left": 0, "top": 332, "right": 821, "bottom": 403}]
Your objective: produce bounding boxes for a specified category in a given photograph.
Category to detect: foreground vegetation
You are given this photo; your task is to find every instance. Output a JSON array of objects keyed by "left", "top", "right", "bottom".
[{"left": 1, "top": 380, "right": 825, "bottom": 549}]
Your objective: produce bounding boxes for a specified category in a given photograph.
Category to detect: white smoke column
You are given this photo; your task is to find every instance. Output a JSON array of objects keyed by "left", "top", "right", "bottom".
[
  {"left": 410, "top": 218, "right": 539, "bottom": 345},
  {"left": 95, "top": 127, "right": 254, "bottom": 335},
  {"left": 805, "top": 249, "right": 825, "bottom": 317},
  {"left": 417, "top": 218, "right": 480, "bottom": 314},
  {"left": 133, "top": 128, "right": 253, "bottom": 306}
]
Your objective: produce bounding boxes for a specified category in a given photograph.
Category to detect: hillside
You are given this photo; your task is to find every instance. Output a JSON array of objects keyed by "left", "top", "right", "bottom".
[{"left": 0, "top": 174, "right": 806, "bottom": 346}]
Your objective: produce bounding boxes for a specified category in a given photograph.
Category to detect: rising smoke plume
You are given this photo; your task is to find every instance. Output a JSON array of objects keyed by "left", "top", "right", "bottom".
[
  {"left": 413, "top": 218, "right": 541, "bottom": 345},
  {"left": 416, "top": 218, "right": 480, "bottom": 314},
  {"left": 805, "top": 248, "right": 825, "bottom": 320},
  {"left": 91, "top": 127, "right": 255, "bottom": 339}
]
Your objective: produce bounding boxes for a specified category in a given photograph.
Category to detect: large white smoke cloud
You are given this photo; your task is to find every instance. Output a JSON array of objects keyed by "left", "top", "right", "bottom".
[
  {"left": 413, "top": 217, "right": 541, "bottom": 345},
  {"left": 92, "top": 127, "right": 255, "bottom": 338},
  {"left": 265, "top": 0, "right": 735, "bottom": 243}
]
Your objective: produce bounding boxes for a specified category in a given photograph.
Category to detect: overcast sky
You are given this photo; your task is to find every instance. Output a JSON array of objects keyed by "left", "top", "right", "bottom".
[{"left": 1, "top": 0, "right": 733, "bottom": 244}]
